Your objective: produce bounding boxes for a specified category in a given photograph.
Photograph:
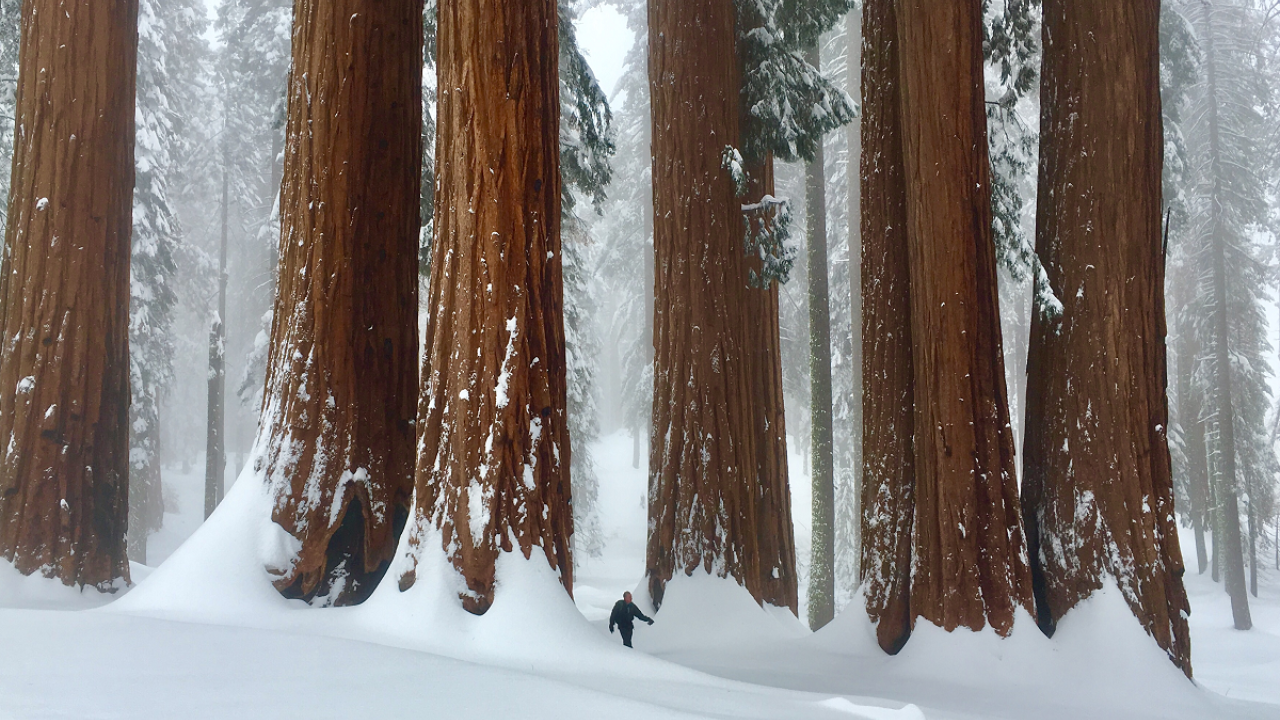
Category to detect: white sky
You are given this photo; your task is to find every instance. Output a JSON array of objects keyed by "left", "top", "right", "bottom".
[{"left": 575, "top": 5, "right": 634, "bottom": 99}]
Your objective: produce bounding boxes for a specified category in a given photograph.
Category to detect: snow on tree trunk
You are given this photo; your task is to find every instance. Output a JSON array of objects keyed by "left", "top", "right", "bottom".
[
  {"left": 1022, "top": 0, "right": 1192, "bottom": 676},
  {"left": 858, "top": 0, "right": 915, "bottom": 655},
  {"left": 256, "top": 0, "right": 422, "bottom": 606},
  {"left": 895, "top": 0, "right": 1033, "bottom": 636},
  {"left": 403, "top": 0, "right": 572, "bottom": 615},
  {"left": 645, "top": 0, "right": 762, "bottom": 609},
  {"left": 0, "top": 0, "right": 138, "bottom": 590},
  {"left": 742, "top": 159, "right": 799, "bottom": 615},
  {"left": 805, "top": 42, "right": 836, "bottom": 633}
]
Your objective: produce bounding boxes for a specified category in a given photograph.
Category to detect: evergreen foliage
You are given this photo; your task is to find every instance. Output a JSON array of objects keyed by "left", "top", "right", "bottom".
[{"left": 128, "top": 0, "right": 209, "bottom": 559}]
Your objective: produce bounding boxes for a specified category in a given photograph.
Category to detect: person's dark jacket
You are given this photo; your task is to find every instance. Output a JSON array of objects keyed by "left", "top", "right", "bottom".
[{"left": 609, "top": 599, "right": 653, "bottom": 632}]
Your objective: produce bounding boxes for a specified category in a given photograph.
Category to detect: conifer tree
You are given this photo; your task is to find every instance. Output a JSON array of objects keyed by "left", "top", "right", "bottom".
[
  {"left": 0, "top": 0, "right": 138, "bottom": 589},
  {"left": 403, "top": 0, "right": 572, "bottom": 614},
  {"left": 1022, "top": 0, "right": 1191, "bottom": 675},
  {"left": 859, "top": 0, "right": 916, "bottom": 654},
  {"left": 1181, "top": 0, "right": 1279, "bottom": 630},
  {"left": 645, "top": 0, "right": 851, "bottom": 612},
  {"left": 129, "top": 0, "right": 208, "bottom": 561},
  {"left": 558, "top": 0, "right": 614, "bottom": 559},
  {"left": 255, "top": 0, "right": 423, "bottom": 606},
  {"left": 860, "top": 0, "right": 1032, "bottom": 651}
]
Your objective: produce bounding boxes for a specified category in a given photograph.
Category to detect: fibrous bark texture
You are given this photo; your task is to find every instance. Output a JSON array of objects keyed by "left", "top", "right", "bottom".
[
  {"left": 895, "top": 0, "right": 1032, "bottom": 636},
  {"left": 646, "top": 0, "right": 769, "bottom": 609},
  {"left": 858, "top": 0, "right": 915, "bottom": 654},
  {"left": 0, "top": 0, "right": 138, "bottom": 590},
  {"left": 743, "top": 160, "right": 798, "bottom": 615},
  {"left": 806, "top": 43, "right": 836, "bottom": 632},
  {"left": 257, "top": 0, "right": 422, "bottom": 606},
  {"left": 407, "top": 0, "right": 572, "bottom": 614},
  {"left": 1023, "top": 0, "right": 1191, "bottom": 676}
]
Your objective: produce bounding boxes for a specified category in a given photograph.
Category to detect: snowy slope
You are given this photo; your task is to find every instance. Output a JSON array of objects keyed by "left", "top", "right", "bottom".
[{"left": 1, "top": 431, "right": 1278, "bottom": 719}]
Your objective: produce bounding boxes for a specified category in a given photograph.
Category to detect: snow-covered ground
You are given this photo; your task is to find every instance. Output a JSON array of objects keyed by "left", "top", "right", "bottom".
[{"left": 1, "top": 430, "right": 1277, "bottom": 719}]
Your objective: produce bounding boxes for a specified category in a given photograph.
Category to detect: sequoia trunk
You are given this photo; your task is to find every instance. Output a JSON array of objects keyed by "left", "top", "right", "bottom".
[
  {"left": 742, "top": 159, "right": 798, "bottom": 614},
  {"left": 1023, "top": 0, "right": 1191, "bottom": 675},
  {"left": 256, "top": 0, "right": 422, "bottom": 605},
  {"left": 406, "top": 0, "right": 572, "bottom": 614},
  {"left": 895, "top": 0, "right": 1033, "bottom": 635},
  {"left": 858, "top": 0, "right": 915, "bottom": 654},
  {"left": 0, "top": 0, "right": 138, "bottom": 590},
  {"left": 645, "top": 0, "right": 764, "bottom": 609}
]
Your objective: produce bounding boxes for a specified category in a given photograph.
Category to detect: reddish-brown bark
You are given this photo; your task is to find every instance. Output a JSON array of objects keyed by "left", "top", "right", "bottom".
[
  {"left": 0, "top": 0, "right": 138, "bottom": 590},
  {"left": 1023, "top": 0, "right": 1191, "bottom": 675},
  {"left": 405, "top": 0, "right": 572, "bottom": 614},
  {"left": 895, "top": 0, "right": 1033, "bottom": 636},
  {"left": 742, "top": 160, "right": 798, "bottom": 614},
  {"left": 645, "top": 0, "right": 767, "bottom": 609},
  {"left": 256, "top": 0, "right": 422, "bottom": 605},
  {"left": 858, "top": 0, "right": 915, "bottom": 654}
]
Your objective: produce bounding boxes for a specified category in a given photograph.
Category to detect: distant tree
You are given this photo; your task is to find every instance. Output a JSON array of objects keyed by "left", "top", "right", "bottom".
[
  {"left": 255, "top": 0, "right": 423, "bottom": 606},
  {"left": 558, "top": 0, "right": 613, "bottom": 560},
  {"left": 805, "top": 40, "right": 837, "bottom": 630},
  {"left": 129, "top": 0, "right": 208, "bottom": 561},
  {"left": 1161, "top": 1, "right": 1212, "bottom": 577},
  {"left": 1022, "top": 0, "right": 1191, "bottom": 675},
  {"left": 0, "top": 0, "right": 18, "bottom": 226},
  {"left": 0, "top": 0, "right": 138, "bottom": 589},
  {"left": 1182, "top": 0, "right": 1279, "bottom": 629},
  {"left": 403, "top": 0, "right": 572, "bottom": 614}
]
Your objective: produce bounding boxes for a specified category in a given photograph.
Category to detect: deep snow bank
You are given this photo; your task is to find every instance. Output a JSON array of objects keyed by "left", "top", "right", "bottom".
[
  {"left": 638, "top": 571, "right": 810, "bottom": 653},
  {"left": 801, "top": 581, "right": 1233, "bottom": 720}
]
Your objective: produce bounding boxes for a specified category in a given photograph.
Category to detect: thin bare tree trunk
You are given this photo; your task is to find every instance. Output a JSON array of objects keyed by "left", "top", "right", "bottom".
[
  {"left": 846, "top": 2, "right": 863, "bottom": 589},
  {"left": 0, "top": 0, "right": 138, "bottom": 590},
  {"left": 859, "top": 0, "right": 915, "bottom": 655},
  {"left": 406, "top": 0, "right": 572, "bottom": 614},
  {"left": 806, "top": 40, "right": 836, "bottom": 631},
  {"left": 1023, "top": 0, "right": 1191, "bottom": 675},
  {"left": 896, "top": 0, "right": 1032, "bottom": 636},
  {"left": 257, "top": 0, "right": 422, "bottom": 606},
  {"left": 645, "top": 0, "right": 764, "bottom": 609},
  {"left": 205, "top": 109, "right": 228, "bottom": 519}
]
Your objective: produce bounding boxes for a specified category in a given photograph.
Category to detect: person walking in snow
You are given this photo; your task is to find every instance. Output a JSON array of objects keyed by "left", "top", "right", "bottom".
[{"left": 608, "top": 591, "right": 653, "bottom": 648}]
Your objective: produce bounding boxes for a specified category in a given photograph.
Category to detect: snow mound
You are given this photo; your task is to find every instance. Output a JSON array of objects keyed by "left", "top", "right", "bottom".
[
  {"left": 811, "top": 580, "right": 1232, "bottom": 720},
  {"left": 110, "top": 460, "right": 304, "bottom": 623},
  {"left": 640, "top": 571, "right": 810, "bottom": 653}
]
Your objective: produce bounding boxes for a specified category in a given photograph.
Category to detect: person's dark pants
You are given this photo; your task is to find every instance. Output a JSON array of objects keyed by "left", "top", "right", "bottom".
[{"left": 620, "top": 625, "right": 634, "bottom": 648}]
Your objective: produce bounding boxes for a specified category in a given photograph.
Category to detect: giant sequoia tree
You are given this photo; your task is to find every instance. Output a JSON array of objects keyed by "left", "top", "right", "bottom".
[
  {"left": 858, "top": 0, "right": 915, "bottom": 654},
  {"left": 404, "top": 0, "right": 573, "bottom": 614},
  {"left": 1022, "top": 0, "right": 1191, "bottom": 675},
  {"left": 255, "top": 0, "right": 422, "bottom": 606},
  {"left": 646, "top": 0, "right": 850, "bottom": 613},
  {"left": 646, "top": 0, "right": 768, "bottom": 609},
  {"left": 0, "top": 0, "right": 138, "bottom": 589},
  {"left": 860, "top": 0, "right": 1032, "bottom": 651}
]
